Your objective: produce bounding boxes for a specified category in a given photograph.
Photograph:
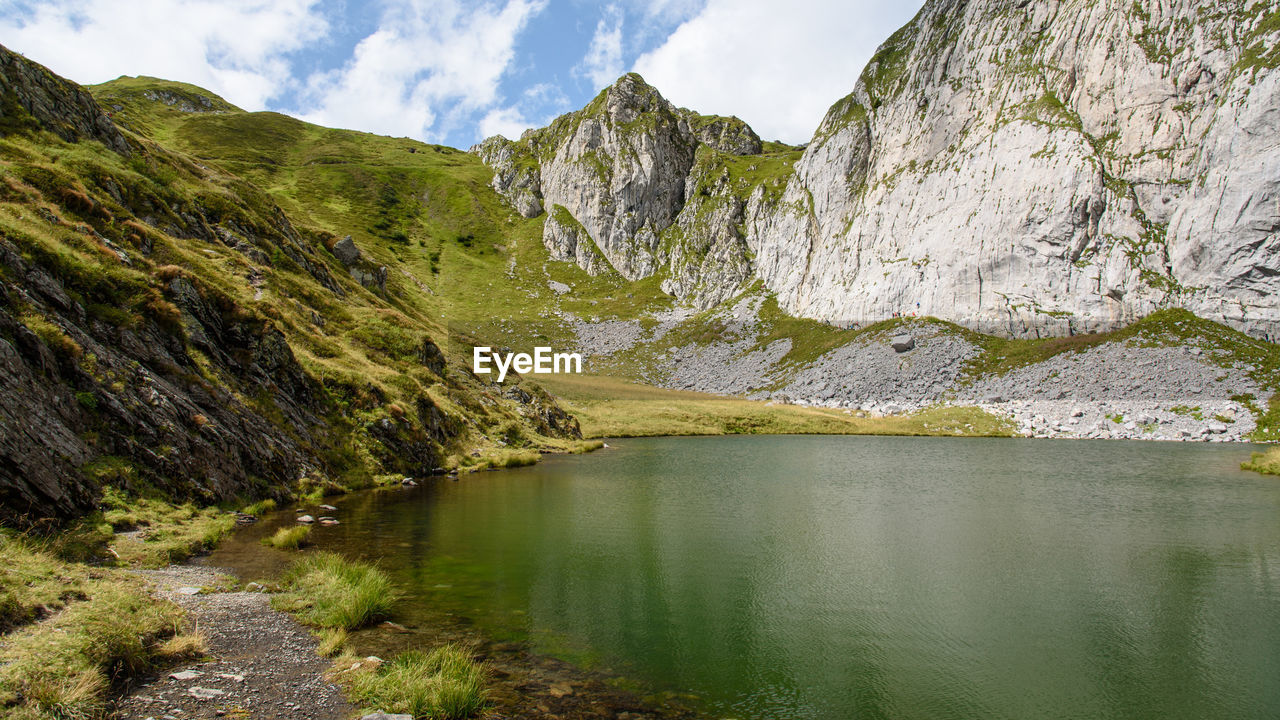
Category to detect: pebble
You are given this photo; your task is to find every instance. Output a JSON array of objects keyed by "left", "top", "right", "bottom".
[{"left": 187, "top": 687, "right": 224, "bottom": 699}]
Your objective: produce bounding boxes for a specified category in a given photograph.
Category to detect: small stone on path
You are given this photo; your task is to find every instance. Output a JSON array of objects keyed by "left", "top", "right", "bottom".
[
  {"left": 187, "top": 687, "right": 224, "bottom": 699},
  {"left": 169, "top": 670, "right": 202, "bottom": 681}
]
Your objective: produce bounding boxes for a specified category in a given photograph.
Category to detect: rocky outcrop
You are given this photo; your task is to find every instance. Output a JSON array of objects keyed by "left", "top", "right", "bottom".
[
  {"left": 0, "top": 43, "right": 130, "bottom": 155},
  {"left": 471, "top": 137, "right": 543, "bottom": 218},
  {"left": 0, "top": 240, "right": 315, "bottom": 525},
  {"left": 753, "top": 0, "right": 1280, "bottom": 339},
  {"left": 477, "top": 2, "right": 1280, "bottom": 340},
  {"left": 532, "top": 74, "right": 697, "bottom": 281},
  {"left": 328, "top": 234, "right": 386, "bottom": 294},
  {"left": 544, "top": 205, "right": 611, "bottom": 276},
  {"left": 473, "top": 74, "right": 778, "bottom": 307}
]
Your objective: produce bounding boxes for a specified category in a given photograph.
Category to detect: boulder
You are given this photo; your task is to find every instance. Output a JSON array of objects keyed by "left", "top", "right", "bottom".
[
  {"left": 890, "top": 334, "right": 916, "bottom": 353},
  {"left": 332, "top": 235, "right": 362, "bottom": 266},
  {"left": 418, "top": 337, "right": 446, "bottom": 375},
  {"left": 296, "top": 514, "right": 315, "bottom": 524}
]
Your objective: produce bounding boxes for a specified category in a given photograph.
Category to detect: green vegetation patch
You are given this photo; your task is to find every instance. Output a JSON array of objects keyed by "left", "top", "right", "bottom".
[
  {"left": 343, "top": 645, "right": 488, "bottom": 720},
  {"left": 274, "top": 552, "right": 396, "bottom": 629},
  {"left": 1241, "top": 445, "right": 1280, "bottom": 476},
  {"left": 262, "top": 525, "right": 312, "bottom": 551},
  {"left": 536, "top": 373, "right": 1014, "bottom": 439},
  {"left": 0, "top": 535, "right": 204, "bottom": 720},
  {"left": 95, "top": 485, "right": 238, "bottom": 568}
]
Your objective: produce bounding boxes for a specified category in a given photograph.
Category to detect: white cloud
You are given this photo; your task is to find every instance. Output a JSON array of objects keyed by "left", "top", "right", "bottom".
[
  {"left": 573, "top": 3, "right": 624, "bottom": 90},
  {"left": 0, "top": 0, "right": 327, "bottom": 110},
  {"left": 477, "top": 82, "right": 569, "bottom": 141},
  {"left": 294, "top": 0, "right": 546, "bottom": 142},
  {"left": 633, "top": 0, "right": 925, "bottom": 143},
  {"left": 478, "top": 107, "right": 534, "bottom": 140}
]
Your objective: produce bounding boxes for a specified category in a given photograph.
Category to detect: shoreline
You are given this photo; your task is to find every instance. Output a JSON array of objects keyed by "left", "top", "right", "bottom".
[{"left": 132, "top": 484, "right": 711, "bottom": 720}]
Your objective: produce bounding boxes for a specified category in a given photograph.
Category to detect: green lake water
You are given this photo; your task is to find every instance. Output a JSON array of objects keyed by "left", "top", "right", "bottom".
[{"left": 219, "top": 436, "right": 1280, "bottom": 719}]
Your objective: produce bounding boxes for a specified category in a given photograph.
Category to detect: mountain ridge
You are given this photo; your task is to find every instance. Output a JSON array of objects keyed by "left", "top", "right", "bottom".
[
  {"left": 0, "top": 43, "right": 586, "bottom": 524},
  {"left": 476, "top": 0, "right": 1280, "bottom": 341}
]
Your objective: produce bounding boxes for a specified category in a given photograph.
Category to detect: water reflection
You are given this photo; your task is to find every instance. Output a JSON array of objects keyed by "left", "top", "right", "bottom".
[{"left": 211, "top": 436, "right": 1280, "bottom": 719}]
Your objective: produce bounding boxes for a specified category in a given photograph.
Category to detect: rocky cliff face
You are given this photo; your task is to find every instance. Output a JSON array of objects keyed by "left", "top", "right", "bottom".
[
  {"left": 478, "top": 1, "right": 1280, "bottom": 339},
  {"left": 755, "top": 0, "right": 1280, "bottom": 339},
  {"left": 473, "top": 74, "right": 791, "bottom": 309},
  {"left": 0, "top": 45, "right": 582, "bottom": 526},
  {"left": 0, "top": 45, "right": 130, "bottom": 155}
]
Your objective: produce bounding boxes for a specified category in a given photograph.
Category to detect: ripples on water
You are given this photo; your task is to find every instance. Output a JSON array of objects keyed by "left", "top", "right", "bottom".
[{"left": 212, "top": 436, "right": 1280, "bottom": 720}]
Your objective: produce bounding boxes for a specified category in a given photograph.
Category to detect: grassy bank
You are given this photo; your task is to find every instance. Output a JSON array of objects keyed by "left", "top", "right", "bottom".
[
  {"left": 1242, "top": 446, "right": 1280, "bottom": 476},
  {"left": 340, "top": 645, "right": 487, "bottom": 720},
  {"left": 534, "top": 373, "right": 1015, "bottom": 438},
  {"left": 0, "top": 535, "right": 205, "bottom": 720},
  {"left": 271, "top": 552, "right": 488, "bottom": 719},
  {"left": 273, "top": 551, "right": 397, "bottom": 630}
]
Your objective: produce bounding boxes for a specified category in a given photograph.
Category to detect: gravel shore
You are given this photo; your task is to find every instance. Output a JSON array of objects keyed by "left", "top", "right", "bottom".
[
  {"left": 565, "top": 301, "right": 1268, "bottom": 442},
  {"left": 115, "top": 566, "right": 352, "bottom": 720}
]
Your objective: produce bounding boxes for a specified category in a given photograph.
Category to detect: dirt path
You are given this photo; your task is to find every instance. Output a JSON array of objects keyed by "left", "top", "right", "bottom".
[{"left": 113, "top": 566, "right": 353, "bottom": 720}]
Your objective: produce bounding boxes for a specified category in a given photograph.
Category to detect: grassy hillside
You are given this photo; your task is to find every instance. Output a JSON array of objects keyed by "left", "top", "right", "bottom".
[
  {"left": 91, "top": 77, "right": 683, "bottom": 352},
  {"left": 0, "top": 49, "right": 600, "bottom": 526}
]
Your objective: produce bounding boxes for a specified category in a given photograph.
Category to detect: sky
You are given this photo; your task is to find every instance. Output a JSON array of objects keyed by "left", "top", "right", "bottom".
[{"left": 0, "top": 0, "right": 925, "bottom": 148}]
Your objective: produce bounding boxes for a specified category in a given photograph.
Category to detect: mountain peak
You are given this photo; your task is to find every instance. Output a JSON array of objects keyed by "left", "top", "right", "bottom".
[{"left": 89, "top": 76, "right": 241, "bottom": 116}]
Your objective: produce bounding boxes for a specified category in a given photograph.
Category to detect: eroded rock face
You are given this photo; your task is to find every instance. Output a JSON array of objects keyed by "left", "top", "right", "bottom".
[
  {"left": 472, "top": 73, "right": 769, "bottom": 307},
  {"left": 754, "top": 0, "right": 1280, "bottom": 339},
  {"left": 0, "top": 42, "right": 130, "bottom": 155},
  {"left": 535, "top": 73, "right": 697, "bottom": 281},
  {"left": 0, "top": 241, "right": 316, "bottom": 525},
  {"left": 477, "top": 2, "right": 1280, "bottom": 340}
]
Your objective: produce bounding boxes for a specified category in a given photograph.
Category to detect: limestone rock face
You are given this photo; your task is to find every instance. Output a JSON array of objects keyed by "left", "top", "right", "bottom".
[
  {"left": 544, "top": 205, "right": 612, "bottom": 276},
  {"left": 473, "top": 74, "right": 775, "bottom": 307},
  {"left": 753, "top": 0, "right": 1280, "bottom": 339},
  {"left": 477, "top": 2, "right": 1280, "bottom": 340},
  {"left": 534, "top": 73, "right": 697, "bottom": 281},
  {"left": 471, "top": 136, "right": 543, "bottom": 218}
]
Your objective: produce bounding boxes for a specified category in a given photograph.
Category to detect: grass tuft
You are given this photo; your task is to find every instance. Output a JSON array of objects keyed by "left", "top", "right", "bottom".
[
  {"left": 0, "top": 539, "right": 204, "bottom": 719},
  {"left": 345, "top": 645, "right": 487, "bottom": 720},
  {"left": 316, "top": 628, "right": 348, "bottom": 657},
  {"left": 241, "top": 498, "right": 278, "bottom": 517},
  {"left": 1242, "top": 446, "right": 1280, "bottom": 476},
  {"left": 262, "top": 525, "right": 311, "bottom": 550},
  {"left": 273, "top": 552, "right": 396, "bottom": 629}
]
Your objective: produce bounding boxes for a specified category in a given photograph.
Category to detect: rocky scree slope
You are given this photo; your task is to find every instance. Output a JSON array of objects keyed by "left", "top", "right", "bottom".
[
  {"left": 478, "top": 1, "right": 1280, "bottom": 341},
  {"left": 0, "top": 45, "right": 580, "bottom": 526},
  {"left": 564, "top": 297, "right": 1274, "bottom": 442}
]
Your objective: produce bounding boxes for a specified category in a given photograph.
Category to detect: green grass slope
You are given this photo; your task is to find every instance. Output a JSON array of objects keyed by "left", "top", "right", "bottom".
[{"left": 1, "top": 50, "right": 595, "bottom": 525}]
